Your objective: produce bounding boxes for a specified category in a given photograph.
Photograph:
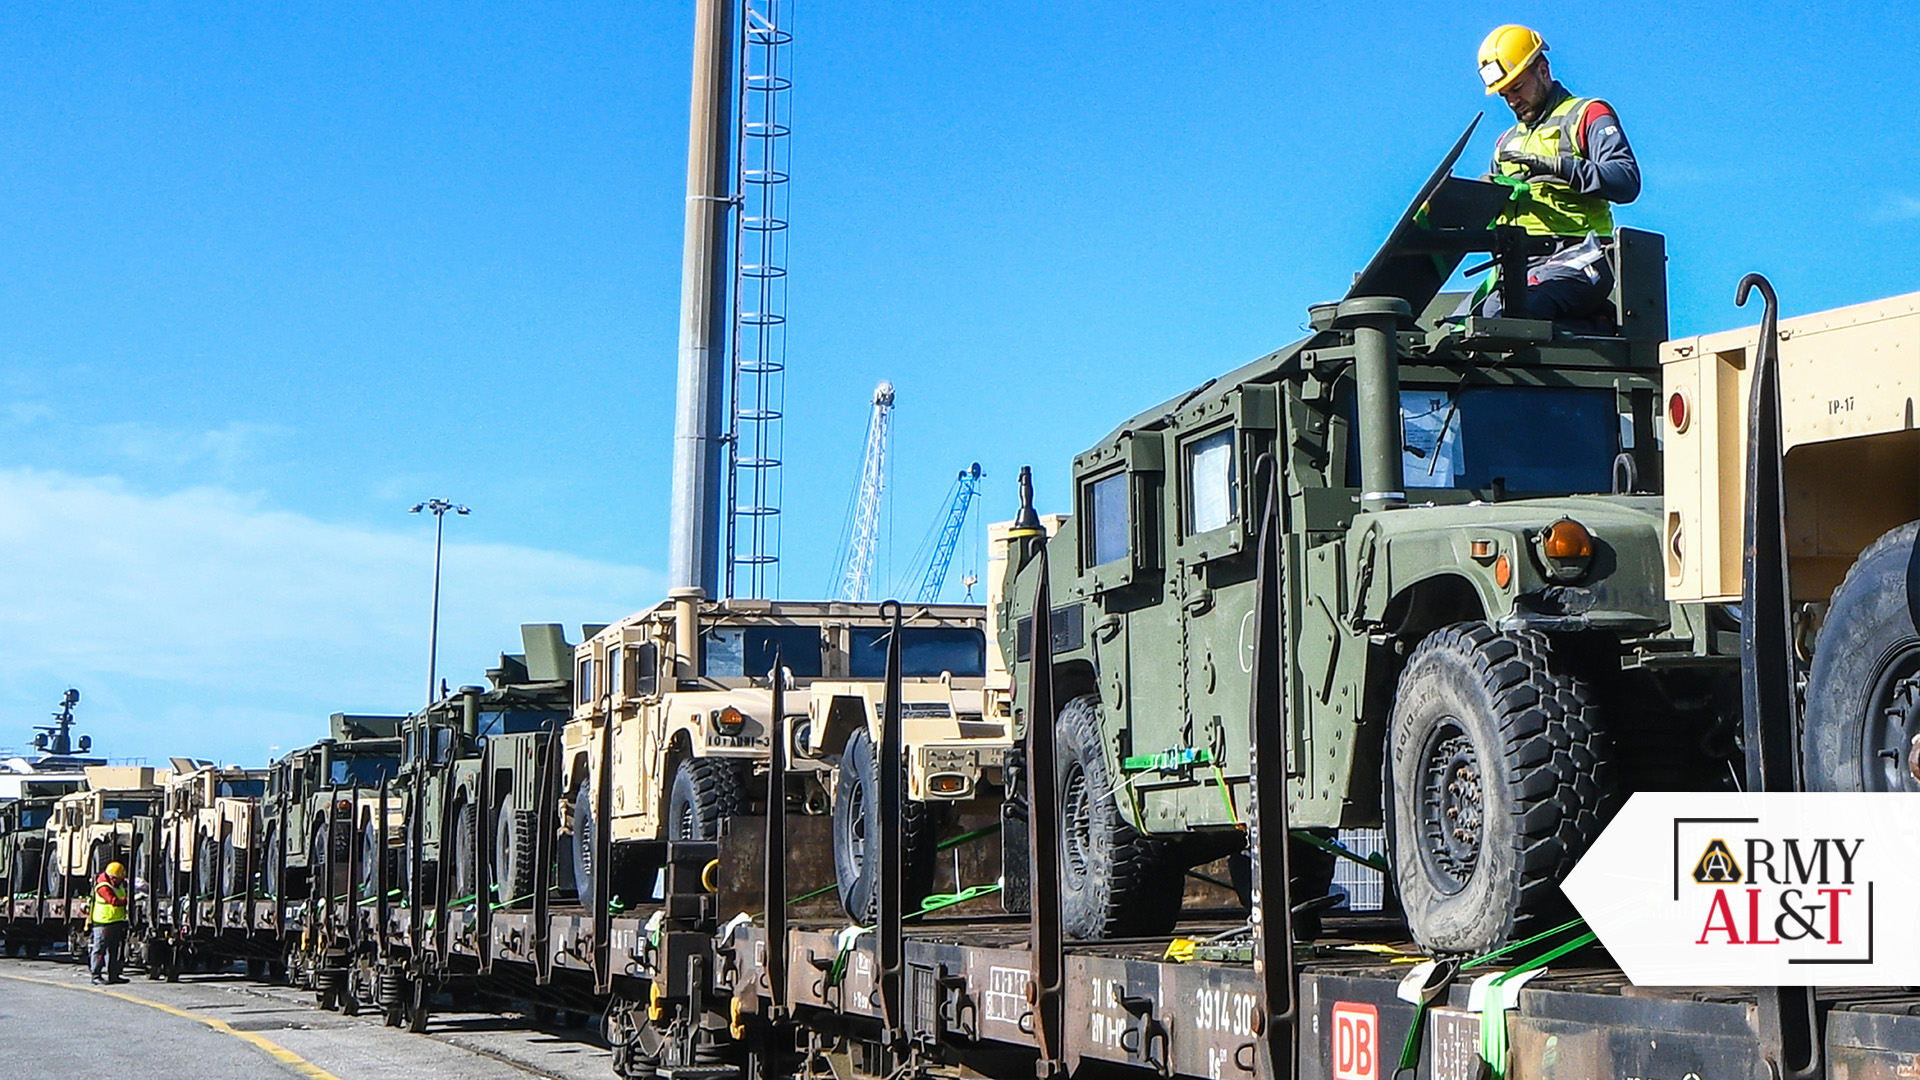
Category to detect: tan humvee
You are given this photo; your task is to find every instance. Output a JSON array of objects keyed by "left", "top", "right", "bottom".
[
  {"left": 44, "top": 767, "right": 166, "bottom": 900},
  {"left": 1662, "top": 292, "right": 1919, "bottom": 791},
  {"left": 160, "top": 761, "right": 269, "bottom": 906},
  {"left": 559, "top": 594, "right": 992, "bottom": 912}
]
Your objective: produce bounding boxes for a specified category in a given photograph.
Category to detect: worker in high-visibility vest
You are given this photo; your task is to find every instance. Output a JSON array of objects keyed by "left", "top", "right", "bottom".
[
  {"left": 1471, "top": 25, "right": 1641, "bottom": 327},
  {"left": 88, "top": 860, "right": 130, "bottom": 984}
]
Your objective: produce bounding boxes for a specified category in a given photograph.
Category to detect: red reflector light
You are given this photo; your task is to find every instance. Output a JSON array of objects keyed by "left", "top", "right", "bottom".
[{"left": 1668, "top": 391, "right": 1689, "bottom": 433}]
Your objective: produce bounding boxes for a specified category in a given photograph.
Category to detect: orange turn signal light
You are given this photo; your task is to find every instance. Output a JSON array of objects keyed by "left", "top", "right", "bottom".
[
  {"left": 1542, "top": 519, "right": 1593, "bottom": 560},
  {"left": 1493, "top": 554, "right": 1512, "bottom": 589}
]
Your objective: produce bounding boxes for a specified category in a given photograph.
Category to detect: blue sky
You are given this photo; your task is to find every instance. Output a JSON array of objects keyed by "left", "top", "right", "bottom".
[{"left": 1, "top": 3, "right": 1913, "bottom": 766}]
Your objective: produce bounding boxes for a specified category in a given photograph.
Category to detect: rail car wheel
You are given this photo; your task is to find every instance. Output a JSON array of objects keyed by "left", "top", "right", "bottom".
[
  {"left": 666, "top": 757, "right": 746, "bottom": 841},
  {"left": 493, "top": 800, "right": 536, "bottom": 907},
  {"left": 1055, "top": 694, "right": 1183, "bottom": 940},
  {"left": 405, "top": 970, "right": 432, "bottom": 1033},
  {"left": 3, "top": 939, "right": 19, "bottom": 958},
  {"left": 831, "top": 726, "right": 936, "bottom": 924},
  {"left": 1803, "top": 520, "right": 1920, "bottom": 792},
  {"left": 1386, "top": 623, "right": 1614, "bottom": 955}
]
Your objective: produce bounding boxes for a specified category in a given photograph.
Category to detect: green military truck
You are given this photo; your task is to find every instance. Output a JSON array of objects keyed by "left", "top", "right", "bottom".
[
  {"left": 394, "top": 623, "right": 573, "bottom": 915},
  {"left": 259, "top": 715, "right": 404, "bottom": 913},
  {"left": 1003, "top": 131, "right": 1742, "bottom": 955}
]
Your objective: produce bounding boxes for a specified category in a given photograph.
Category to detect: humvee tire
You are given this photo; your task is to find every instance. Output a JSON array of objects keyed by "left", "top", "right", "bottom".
[
  {"left": 1386, "top": 624, "right": 1613, "bottom": 955},
  {"left": 666, "top": 757, "right": 747, "bottom": 841},
  {"left": 1803, "top": 520, "right": 1920, "bottom": 792},
  {"left": 1056, "top": 694, "right": 1183, "bottom": 940},
  {"left": 493, "top": 804, "right": 536, "bottom": 906},
  {"left": 451, "top": 802, "right": 477, "bottom": 904},
  {"left": 832, "top": 726, "right": 936, "bottom": 924},
  {"left": 566, "top": 782, "right": 596, "bottom": 903}
]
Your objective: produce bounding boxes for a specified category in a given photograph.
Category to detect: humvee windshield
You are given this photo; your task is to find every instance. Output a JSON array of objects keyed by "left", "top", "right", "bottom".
[
  {"left": 1399, "top": 385, "right": 1619, "bottom": 494},
  {"left": 19, "top": 808, "right": 49, "bottom": 829},
  {"left": 101, "top": 800, "right": 151, "bottom": 821},
  {"left": 849, "top": 627, "right": 988, "bottom": 679},
  {"left": 476, "top": 710, "right": 566, "bottom": 739},
  {"left": 330, "top": 756, "right": 398, "bottom": 787},
  {"left": 702, "top": 625, "right": 824, "bottom": 679},
  {"left": 217, "top": 779, "right": 266, "bottom": 799}
]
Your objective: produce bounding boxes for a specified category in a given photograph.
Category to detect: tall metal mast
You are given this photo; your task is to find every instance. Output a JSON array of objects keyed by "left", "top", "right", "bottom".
[
  {"left": 667, "top": 0, "right": 739, "bottom": 604},
  {"left": 833, "top": 381, "right": 895, "bottom": 602},
  {"left": 725, "top": 0, "right": 794, "bottom": 599}
]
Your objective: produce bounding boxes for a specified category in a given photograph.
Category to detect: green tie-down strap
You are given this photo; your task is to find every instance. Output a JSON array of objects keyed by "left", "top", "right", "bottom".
[{"left": 1394, "top": 918, "right": 1594, "bottom": 1078}]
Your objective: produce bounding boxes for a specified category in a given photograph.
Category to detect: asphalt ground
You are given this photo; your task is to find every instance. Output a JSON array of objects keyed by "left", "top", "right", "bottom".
[{"left": 0, "top": 955, "right": 615, "bottom": 1080}]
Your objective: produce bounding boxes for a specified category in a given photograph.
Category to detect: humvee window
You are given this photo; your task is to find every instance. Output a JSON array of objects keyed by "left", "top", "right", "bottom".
[
  {"left": 102, "top": 800, "right": 148, "bottom": 821},
  {"left": 330, "top": 757, "right": 397, "bottom": 787},
  {"left": 1398, "top": 386, "right": 1619, "bottom": 494},
  {"left": 1085, "top": 472, "right": 1129, "bottom": 566},
  {"left": 608, "top": 646, "right": 625, "bottom": 696},
  {"left": 1184, "top": 429, "right": 1238, "bottom": 535},
  {"left": 849, "top": 627, "right": 988, "bottom": 679},
  {"left": 217, "top": 779, "right": 266, "bottom": 799},
  {"left": 476, "top": 710, "right": 566, "bottom": 739},
  {"left": 577, "top": 657, "right": 596, "bottom": 704},
  {"left": 702, "top": 625, "right": 823, "bottom": 679},
  {"left": 20, "top": 808, "right": 47, "bottom": 829}
]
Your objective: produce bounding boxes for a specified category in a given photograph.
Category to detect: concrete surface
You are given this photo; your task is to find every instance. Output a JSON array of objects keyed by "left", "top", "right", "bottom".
[{"left": 0, "top": 956, "right": 616, "bottom": 1080}]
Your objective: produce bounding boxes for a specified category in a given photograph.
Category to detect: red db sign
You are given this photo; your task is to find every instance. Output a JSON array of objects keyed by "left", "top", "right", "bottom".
[{"left": 1330, "top": 1001, "right": 1378, "bottom": 1080}]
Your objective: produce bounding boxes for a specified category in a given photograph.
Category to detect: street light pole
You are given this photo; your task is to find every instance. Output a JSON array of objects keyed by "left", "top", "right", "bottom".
[{"left": 410, "top": 498, "right": 470, "bottom": 706}]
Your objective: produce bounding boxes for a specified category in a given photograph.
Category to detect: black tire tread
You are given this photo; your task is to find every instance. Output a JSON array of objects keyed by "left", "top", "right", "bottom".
[
  {"left": 832, "top": 725, "right": 938, "bottom": 925},
  {"left": 1056, "top": 694, "right": 1183, "bottom": 941},
  {"left": 1391, "top": 623, "right": 1615, "bottom": 951},
  {"left": 668, "top": 757, "right": 749, "bottom": 841}
]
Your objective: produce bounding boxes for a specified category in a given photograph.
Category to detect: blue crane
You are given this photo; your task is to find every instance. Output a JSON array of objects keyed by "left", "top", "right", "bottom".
[{"left": 914, "top": 463, "right": 984, "bottom": 603}]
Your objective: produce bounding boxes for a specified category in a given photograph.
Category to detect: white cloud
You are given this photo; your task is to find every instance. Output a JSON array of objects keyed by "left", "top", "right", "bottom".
[{"left": 0, "top": 467, "right": 661, "bottom": 766}]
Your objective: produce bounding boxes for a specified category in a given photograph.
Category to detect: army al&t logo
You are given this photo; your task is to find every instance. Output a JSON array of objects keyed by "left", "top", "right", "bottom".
[{"left": 1561, "top": 793, "right": 1920, "bottom": 985}]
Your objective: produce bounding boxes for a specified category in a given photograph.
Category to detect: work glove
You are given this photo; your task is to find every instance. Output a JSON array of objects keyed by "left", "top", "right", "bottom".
[{"left": 1496, "top": 149, "right": 1569, "bottom": 181}]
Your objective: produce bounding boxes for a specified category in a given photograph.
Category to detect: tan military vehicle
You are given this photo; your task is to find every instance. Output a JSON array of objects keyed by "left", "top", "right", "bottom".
[
  {"left": 560, "top": 594, "right": 992, "bottom": 918},
  {"left": 1662, "top": 292, "right": 1919, "bottom": 791},
  {"left": 159, "top": 761, "right": 269, "bottom": 916},
  {"left": 43, "top": 766, "right": 165, "bottom": 910}
]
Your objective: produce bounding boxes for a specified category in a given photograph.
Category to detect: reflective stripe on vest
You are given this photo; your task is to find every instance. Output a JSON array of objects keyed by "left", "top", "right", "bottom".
[
  {"left": 90, "top": 877, "right": 129, "bottom": 924},
  {"left": 1495, "top": 95, "right": 1615, "bottom": 237}
]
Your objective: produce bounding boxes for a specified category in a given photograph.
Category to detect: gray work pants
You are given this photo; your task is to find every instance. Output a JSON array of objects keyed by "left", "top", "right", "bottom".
[
  {"left": 1474, "top": 235, "right": 1616, "bottom": 328},
  {"left": 89, "top": 922, "right": 126, "bottom": 982}
]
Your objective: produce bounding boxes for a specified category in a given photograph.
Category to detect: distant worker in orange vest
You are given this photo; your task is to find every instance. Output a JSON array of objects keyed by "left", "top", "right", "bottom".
[
  {"left": 88, "top": 860, "right": 130, "bottom": 984},
  {"left": 1473, "top": 25, "right": 1641, "bottom": 328}
]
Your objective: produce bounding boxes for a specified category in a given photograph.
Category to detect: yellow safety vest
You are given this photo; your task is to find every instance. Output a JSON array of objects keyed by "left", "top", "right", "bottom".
[
  {"left": 90, "top": 876, "right": 129, "bottom": 924},
  {"left": 1494, "top": 94, "right": 1615, "bottom": 238}
]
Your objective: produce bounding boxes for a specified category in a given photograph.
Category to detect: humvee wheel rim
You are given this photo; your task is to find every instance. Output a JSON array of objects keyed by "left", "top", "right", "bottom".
[
  {"left": 1863, "top": 654, "right": 1920, "bottom": 792},
  {"left": 1061, "top": 762, "right": 1091, "bottom": 885},
  {"left": 1418, "top": 721, "right": 1483, "bottom": 894}
]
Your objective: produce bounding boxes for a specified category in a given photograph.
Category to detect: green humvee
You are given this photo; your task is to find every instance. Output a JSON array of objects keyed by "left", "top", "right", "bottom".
[
  {"left": 393, "top": 624, "right": 574, "bottom": 913},
  {"left": 260, "top": 715, "right": 404, "bottom": 907},
  {"left": 1003, "top": 134, "right": 1742, "bottom": 955}
]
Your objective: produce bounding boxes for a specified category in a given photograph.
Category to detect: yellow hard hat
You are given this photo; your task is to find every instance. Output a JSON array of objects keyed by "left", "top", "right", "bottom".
[
  {"left": 104, "top": 861, "right": 126, "bottom": 878},
  {"left": 1478, "top": 25, "right": 1548, "bottom": 94}
]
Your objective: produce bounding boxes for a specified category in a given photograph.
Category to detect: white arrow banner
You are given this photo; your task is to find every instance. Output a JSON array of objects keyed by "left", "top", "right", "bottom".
[{"left": 1561, "top": 792, "right": 1920, "bottom": 986}]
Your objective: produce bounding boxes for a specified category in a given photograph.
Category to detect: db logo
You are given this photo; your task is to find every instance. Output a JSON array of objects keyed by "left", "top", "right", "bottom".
[{"left": 1330, "top": 1001, "right": 1378, "bottom": 1080}]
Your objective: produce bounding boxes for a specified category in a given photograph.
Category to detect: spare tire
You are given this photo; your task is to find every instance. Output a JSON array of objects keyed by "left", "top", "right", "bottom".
[
  {"left": 831, "top": 725, "right": 936, "bottom": 925},
  {"left": 1803, "top": 520, "right": 1920, "bottom": 792}
]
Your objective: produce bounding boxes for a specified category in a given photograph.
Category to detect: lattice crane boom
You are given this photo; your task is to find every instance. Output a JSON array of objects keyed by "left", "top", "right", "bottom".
[
  {"left": 915, "top": 463, "right": 984, "bottom": 603},
  {"left": 835, "top": 381, "right": 894, "bottom": 602}
]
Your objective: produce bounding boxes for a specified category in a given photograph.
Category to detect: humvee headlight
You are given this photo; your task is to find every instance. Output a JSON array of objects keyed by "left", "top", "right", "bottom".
[
  {"left": 1667, "top": 391, "right": 1690, "bottom": 433},
  {"left": 710, "top": 707, "right": 747, "bottom": 736},
  {"left": 1536, "top": 518, "right": 1594, "bottom": 582},
  {"left": 1541, "top": 519, "right": 1593, "bottom": 560}
]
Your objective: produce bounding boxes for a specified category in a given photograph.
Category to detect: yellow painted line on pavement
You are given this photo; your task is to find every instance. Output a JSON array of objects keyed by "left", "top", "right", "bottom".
[{"left": 0, "top": 971, "right": 344, "bottom": 1080}]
